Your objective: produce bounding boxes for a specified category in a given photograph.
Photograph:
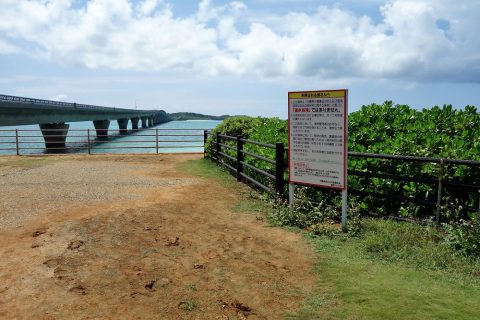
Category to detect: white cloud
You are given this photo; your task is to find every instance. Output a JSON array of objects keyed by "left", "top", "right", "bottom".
[{"left": 0, "top": 0, "right": 479, "bottom": 83}]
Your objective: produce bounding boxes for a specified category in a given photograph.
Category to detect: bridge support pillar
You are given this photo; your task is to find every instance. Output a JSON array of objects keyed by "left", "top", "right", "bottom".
[
  {"left": 39, "top": 123, "right": 69, "bottom": 153},
  {"left": 141, "top": 117, "right": 148, "bottom": 128},
  {"left": 131, "top": 117, "right": 139, "bottom": 130},
  {"left": 117, "top": 118, "right": 129, "bottom": 135},
  {"left": 93, "top": 120, "right": 110, "bottom": 139},
  {"left": 148, "top": 117, "right": 154, "bottom": 127}
]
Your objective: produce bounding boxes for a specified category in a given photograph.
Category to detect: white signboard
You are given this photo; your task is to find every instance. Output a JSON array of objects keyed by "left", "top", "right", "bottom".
[{"left": 288, "top": 90, "right": 348, "bottom": 189}]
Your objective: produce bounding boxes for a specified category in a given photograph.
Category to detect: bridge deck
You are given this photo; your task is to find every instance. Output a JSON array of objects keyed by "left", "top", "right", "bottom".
[{"left": 0, "top": 94, "right": 165, "bottom": 126}]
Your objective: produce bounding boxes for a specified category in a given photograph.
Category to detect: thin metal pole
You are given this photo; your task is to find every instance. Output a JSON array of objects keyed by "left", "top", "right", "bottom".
[
  {"left": 288, "top": 183, "right": 295, "bottom": 206},
  {"left": 435, "top": 159, "right": 444, "bottom": 227},
  {"left": 341, "top": 189, "right": 348, "bottom": 231},
  {"left": 15, "top": 129, "right": 19, "bottom": 155},
  {"left": 87, "top": 129, "right": 91, "bottom": 155},
  {"left": 341, "top": 105, "right": 349, "bottom": 232},
  {"left": 156, "top": 129, "right": 159, "bottom": 154}
]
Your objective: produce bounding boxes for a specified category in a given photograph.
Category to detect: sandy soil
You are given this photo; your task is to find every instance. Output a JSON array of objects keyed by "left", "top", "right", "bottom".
[{"left": 0, "top": 154, "right": 315, "bottom": 320}]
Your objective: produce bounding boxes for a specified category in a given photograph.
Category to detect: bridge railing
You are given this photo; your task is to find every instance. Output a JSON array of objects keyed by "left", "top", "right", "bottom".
[
  {"left": 1, "top": 94, "right": 130, "bottom": 111},
  {"left": 0, "top": 128, "right": 207, "bottom": 154}
]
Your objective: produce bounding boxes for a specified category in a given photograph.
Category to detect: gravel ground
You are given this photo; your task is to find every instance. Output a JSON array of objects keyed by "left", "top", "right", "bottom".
[
  {"left": 0, "top": 154, "right": 316, "bottom": 319},
  {"left": 0, "top": 156, "right": 191, "bottom": 231}
]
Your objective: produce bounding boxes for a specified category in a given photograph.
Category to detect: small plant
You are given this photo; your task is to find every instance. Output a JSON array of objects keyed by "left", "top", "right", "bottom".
[
  {"left": 443, "top": 213, "right": 480, "bottom": 258},
  {"left": 345, "top": 199, "right": 364, "bottom": 237},
  {"left": 185, "top": 283, "right": 197, "bottom": 291},
  {"left": 178, "top": 301, "right": 198, "bottom": 312}
]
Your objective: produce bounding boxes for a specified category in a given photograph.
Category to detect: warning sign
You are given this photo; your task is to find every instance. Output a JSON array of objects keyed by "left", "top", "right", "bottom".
[{"left": 288, "top": 89, "right": 348, "bottom": 189}]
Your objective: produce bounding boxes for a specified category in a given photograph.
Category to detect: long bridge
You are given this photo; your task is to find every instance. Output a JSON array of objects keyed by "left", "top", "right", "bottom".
[{"left": 0, "top": 94, "right": 170, "bottom": 150}]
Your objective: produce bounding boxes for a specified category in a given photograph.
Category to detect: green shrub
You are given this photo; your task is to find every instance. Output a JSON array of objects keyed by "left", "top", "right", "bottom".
[
  {"left": 354, "top": 219, "right": 480, "bottom": 273},
  {"left": 207, "top": 102, "right": 480, "bottom": 258},
  {"left": 443, "top": 213, "right": 480, "bottom": 257},
  {"left": 209, "top": 102, "right": 479, "bottom": 222},
  {"left": 348, "top": 102, "right": 479, "bottom": 220},
  {"left": 205, "top": 116, "right": 261, "bottom": 157}
]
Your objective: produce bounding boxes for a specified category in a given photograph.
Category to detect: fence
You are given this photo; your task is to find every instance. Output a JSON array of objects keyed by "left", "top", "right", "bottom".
[
  {"left": 206, "top": 132, "right": 480, "bottom": 225},
  {"left": 206, "top": 133, "right": 286, "bottom": 195},
  {"left": 0, "top": 128, "right": 208, "bottom": 154}
]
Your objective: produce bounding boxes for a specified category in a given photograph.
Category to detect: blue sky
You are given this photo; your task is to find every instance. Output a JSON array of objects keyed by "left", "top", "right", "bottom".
[{"left": 1, "top": 0, "right": 479, "bottom": 118}]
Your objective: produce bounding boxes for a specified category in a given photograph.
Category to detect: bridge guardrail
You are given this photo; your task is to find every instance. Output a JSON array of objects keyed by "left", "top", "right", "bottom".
[{"left": 0, "top": 94, "right": 143, "bottom": 111}]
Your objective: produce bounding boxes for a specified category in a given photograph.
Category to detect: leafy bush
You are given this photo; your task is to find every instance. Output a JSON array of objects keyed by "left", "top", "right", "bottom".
[
  {"left": 208, "top": 102, "right": 479, "bottom": 222},
  {"left": 348, "top": 102, "right": 479, "bottom": 220},
  {"left": 205, "top": 116, "right": 261, "bottom": 156},
  {"left": 443, "top": 213, "right": 480, "bottom": 257},
  {"left": 207, "top": 102, "right": 480, "bottom": 257}
]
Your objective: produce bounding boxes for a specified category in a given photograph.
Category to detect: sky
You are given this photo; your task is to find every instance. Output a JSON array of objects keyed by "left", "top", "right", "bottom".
[{"left": 1, "top": 0, "right": 479, "bottom": 118}]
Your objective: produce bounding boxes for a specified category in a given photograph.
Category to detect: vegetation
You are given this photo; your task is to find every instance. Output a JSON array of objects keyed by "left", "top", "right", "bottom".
[
  {"left": 205, "top": 102, "right": 480, "bottom": 258},
  {"left": 205, "top": 102, "right": 479, "bottom": 220},
  {"left": 168, "top": 112, "right": 233, "bottom": 120},
  {"left": 178, "top": 159, "right": 480, "bottom": 320}
]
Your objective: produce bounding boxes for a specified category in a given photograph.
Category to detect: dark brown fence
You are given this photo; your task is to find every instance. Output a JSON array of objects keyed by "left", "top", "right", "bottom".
[
  {"left": 205, "top": 131, "right": 480, "bottom": 225},
  {"left": 206, "top": 133, "right": 286, "bottom": 195}
]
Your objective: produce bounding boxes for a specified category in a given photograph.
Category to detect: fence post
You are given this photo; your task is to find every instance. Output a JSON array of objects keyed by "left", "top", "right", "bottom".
[
  {"left": 236, "top": 135, "right": 244, "bottom": 182},
  {"left": 435, "top": 159, "right": 444, "bottom": 227},
  {"left": 478, "top": 189, "right": 480, "bottom": 214},
  {"left": 204, "top": 130, "right": 208, "bottom": 159},
  {"left": 275, "top": 143, "right": 286, "bottom": 197},
  {"left": 87, "top": 129, "right": 91, "bottom": 155},
  {"left": 216, "top": 133, "right": 220, "bottom": 166},
  {"left": 156, "top": 129, "right": 159, "bottom": 154},
  {"left": 15, "top": 129, "right": 19, "bottom": 156}
]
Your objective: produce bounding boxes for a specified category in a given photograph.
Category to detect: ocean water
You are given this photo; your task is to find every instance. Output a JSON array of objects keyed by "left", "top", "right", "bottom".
[{"left": 0, "top": 120, "right": 221, "bottom": 155}]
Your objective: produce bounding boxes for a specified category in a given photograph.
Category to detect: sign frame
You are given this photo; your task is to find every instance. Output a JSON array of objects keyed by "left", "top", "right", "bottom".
[{"left": 288, "top": 89, "right": 348, "bottom": 190}]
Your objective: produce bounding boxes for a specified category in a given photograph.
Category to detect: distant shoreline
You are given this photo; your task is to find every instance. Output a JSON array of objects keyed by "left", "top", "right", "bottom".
[{"left": 168, "top": 112, "right": 238, "bottom": 121}]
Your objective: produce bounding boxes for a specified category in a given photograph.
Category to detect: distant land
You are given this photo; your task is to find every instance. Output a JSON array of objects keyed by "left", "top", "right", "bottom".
[{"left": 168, "top": 112, "right": 234, "bottom": 120}]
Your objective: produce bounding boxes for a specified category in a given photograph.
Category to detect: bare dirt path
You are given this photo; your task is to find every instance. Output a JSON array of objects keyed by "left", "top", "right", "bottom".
[{"left": 0, "top": 154, "right": 315, "bottom": 319}]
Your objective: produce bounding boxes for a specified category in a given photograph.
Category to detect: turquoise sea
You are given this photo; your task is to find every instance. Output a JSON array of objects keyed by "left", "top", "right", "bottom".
[{"left": 0, "top": 120, "right": 221, "bottom": 155}]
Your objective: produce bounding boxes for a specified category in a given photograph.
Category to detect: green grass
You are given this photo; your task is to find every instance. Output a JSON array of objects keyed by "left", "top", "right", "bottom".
[
  {"left": 177, "top": 159, "right": 480, "bottom": 319},
  {"left": 178, "top": 301, "right": 198, "bottom": 312},
  {"left": 176, "top": 158, "right": 271, "bottom": 214},
  {"left": 290, "top": 235, "right": 480, "bottom": 320},
  {"left": 176, "top": 158, "right": 235, "bottom": 185}
]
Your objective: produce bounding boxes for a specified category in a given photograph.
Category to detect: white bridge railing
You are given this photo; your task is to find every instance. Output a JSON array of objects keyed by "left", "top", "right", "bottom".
[{"left": 0, "top": 128, "right": 209, "bottom": 155}]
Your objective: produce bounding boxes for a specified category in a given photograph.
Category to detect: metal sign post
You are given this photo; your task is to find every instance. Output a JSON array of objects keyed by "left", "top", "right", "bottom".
[
  {"left": 288, "top": 89, "right": 348, "bottom": 231},
  {"left": 289, "top": 183, "right": 295, "bottom": 207}
]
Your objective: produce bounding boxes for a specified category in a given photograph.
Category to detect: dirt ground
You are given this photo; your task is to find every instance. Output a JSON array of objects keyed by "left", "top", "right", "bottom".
[{"left": 0, "top": 154, "right": 316, "bottom": 320}]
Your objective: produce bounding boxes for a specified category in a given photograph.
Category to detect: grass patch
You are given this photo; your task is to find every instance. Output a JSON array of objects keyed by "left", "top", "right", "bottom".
[
  {"left": 176, "top": 158, "right": 271, "bottom": 215},
  {"left": 357, "top": 219, "right": 480, "bottom": 278},
  {"left": 177, "top": 159, "right": 480, "bottom": 319},
  {"left": 178, "top": 301, "right": 198, "bottom": 312},
  {"left": 291, "top": 235, "right": 480, "bottom": 320},
  {"left": 176, "top": 158, "right": 235, "bottom": 185}
]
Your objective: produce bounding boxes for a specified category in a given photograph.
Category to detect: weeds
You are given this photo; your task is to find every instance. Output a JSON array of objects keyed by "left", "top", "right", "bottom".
[{"left": 178, "top": 301, "right": 198, "bottom": 312}]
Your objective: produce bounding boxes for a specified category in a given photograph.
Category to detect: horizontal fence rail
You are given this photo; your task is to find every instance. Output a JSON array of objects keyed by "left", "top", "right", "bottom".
[
  {"left": 206, "top": 132, "right": 285, "bottom": 195},
  {"left": 205, "top": 132, "right": 480, "bottom": 225},
  {"left": 0, "top": 128, "right": 210, "bottom": 155}
]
